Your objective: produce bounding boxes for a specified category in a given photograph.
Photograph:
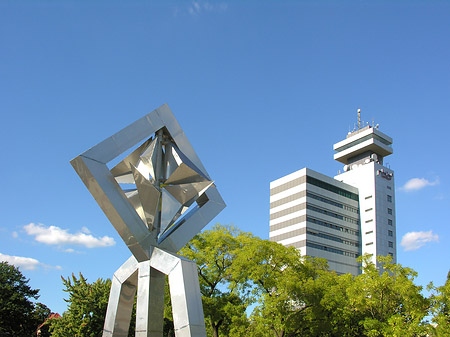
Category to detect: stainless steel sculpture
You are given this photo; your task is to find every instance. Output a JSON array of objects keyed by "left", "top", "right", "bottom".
[{"left": 71, "top": 104, "right": 225, "bottom": 337}]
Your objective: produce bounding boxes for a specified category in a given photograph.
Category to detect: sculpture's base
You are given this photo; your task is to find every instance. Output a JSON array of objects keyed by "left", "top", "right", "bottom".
[{"left": 103, "top": 248, "right": 206, "bottom": 337}]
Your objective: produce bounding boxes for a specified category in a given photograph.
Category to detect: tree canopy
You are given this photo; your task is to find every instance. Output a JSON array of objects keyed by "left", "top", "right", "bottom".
[
  {"left": 0, "top": 261, "right": 51, "bottom": 336},
  {"left": 180, "top": 224, "right": 251, "bottom": 337},
  {"left": 428, "top": 271, "right": 450, "bottom": 337},
  {"left": 50, "top": 273, "right": 116, "bottom": 337},
  {"left": 9, "top": 224, "right": 449, "bottom": 336}
]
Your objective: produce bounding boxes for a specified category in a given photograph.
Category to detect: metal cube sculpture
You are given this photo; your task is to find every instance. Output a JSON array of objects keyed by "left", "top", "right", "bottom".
[{"left": 71, "top": 104, "right": 225, "bottom": 337}]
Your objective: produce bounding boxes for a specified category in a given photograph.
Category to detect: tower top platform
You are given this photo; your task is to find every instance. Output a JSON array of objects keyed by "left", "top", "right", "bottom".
[{"left": 333, "top": 125, "right": 393, "bottom": 165}]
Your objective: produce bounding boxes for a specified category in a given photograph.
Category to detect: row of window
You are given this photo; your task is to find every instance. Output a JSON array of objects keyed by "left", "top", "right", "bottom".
[
  {"left": 389, "top": 241, "right": 393, "bottom": 248},
  {"left": 365, "top": 230, "right": 393, "bottom": 236},
  {"left": 365, "top": 218, "right": 393, "bottom": 226},
  {"left": 307, "top": 204, "right": 359, "bottom": 225},
  {"left": 270, "top": 190, "right": 360, "bottom": 214},
  {"left": 365, "top": 192, "right": 392, "bottom": 203},
  {"left": 306, "top": 191, "right": 358, "bottom": 213},
  {"left": 307, "top": 216, "right": 359, "bottom": 236},
  {"left": 365, "top": 207, "right": 393, "bottom": 215},
  {"left": 365, "top": 241, "right": 394, "bottom": 248},
  {"left": 307, "top": 241, "right": 359, "bottom": 258},
  {"left": 306, "top": 176, "right": 359, "bottom": 201},
  {"left": 271, "top": 202, "right": 361, "bottom": 224},
  {"left": 307, "top": 230, "right": 359, "bottom": 247}
]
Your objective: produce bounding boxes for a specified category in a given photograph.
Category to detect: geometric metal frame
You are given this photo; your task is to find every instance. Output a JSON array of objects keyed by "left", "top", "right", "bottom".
[{"left": 70, "top": 104, "right": 226, "bottom": 337}]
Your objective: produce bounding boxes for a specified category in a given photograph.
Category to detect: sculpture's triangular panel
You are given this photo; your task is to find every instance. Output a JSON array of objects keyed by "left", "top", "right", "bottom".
[
  {"left": 165, "top": 143, "right": 183, "bottom": 180},
  {"left": 165, "top": 181, "right": 214, "bottom": 205},
  {"left": 160, "top": 189, "right": 183, "bottom": 234},
  {"left": 131, "top": 166, "right": 160, "bottom": 230},
  {"left": 111, "top": 138, "right": 152, "bottom": 178},
  {"left": 165, "top": 163, "right": 208, "bottom": 186},
  {"left": 139, "top": 137, "right": 159, "bottom": 180}
]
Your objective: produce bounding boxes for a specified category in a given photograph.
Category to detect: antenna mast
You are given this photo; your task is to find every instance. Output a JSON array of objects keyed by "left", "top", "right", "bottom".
[{"left": 357, "top": 108, "right": 361, "bottom": 129}]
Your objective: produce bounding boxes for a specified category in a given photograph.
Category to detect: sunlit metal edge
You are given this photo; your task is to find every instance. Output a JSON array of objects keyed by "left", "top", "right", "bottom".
[{"left": 70, "top": 155, "right": 155, "bottom": 261}]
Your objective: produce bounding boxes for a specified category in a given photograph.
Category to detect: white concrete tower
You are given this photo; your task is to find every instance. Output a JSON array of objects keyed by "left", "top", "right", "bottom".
[{"left": 334, "top": 111, "right": 396, "bottom": 266}]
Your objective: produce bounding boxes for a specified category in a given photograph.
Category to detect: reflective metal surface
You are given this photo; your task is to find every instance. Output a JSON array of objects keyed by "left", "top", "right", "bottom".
[
  {"left": 103, "top": 257, "right": 138, "bottom": 337},
  {"left": 71, "top": 104, "right": 225, "bottom": 336}
]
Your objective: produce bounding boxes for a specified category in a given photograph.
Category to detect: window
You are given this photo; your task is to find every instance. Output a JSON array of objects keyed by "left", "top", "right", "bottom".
[
  {"left": 388, "top": 230, "right": 393, "bottom": 237},
  {"left": 306, "top": 241, "right": 358, "bottom": 258},
  {"left": 365, "top": 219, "right": 373, "bottom": 223},
  {"left": 389, "top": 252, "right": 393, "bottom": 257},
  {"left": 388, "top": 208, "right": 393, "bottom": 215},
  {"left": 388, "top": 241, "right": 393, "bottom": 248},
  {"left": 387, "top": 195, "right": 392, "bottom": 202},
  {"left": 307, "top": 204, "right": 359, "bottom": 225},
  {"left": 306, "top": 192, "right": 358, "bottom": 213},
  {"left": 306, "top": 176, "right": 359, "bottom": 201},
  {"left": 366, "top": 242, "right": 373, "bottom": 246},
  {"left": 307, "top": 230, "right": 358, "bottom": 247},
  {"left": 365, "top": 195, "right": 373, "bottom": 199},
  {"left": 388, "top": 219, "right": 393, "bottom": 226},
  {"left": 365, "top": 230, "right": 373, "bottom": 235},
  {"left": 365, "top": 208, "right": 373, "bottom": 212},
  {"left": 307, "top": 216, "right": 360, "bottom": 236},
  {"left": 387, "top": 186, "right": 392, "bottom": 190}
]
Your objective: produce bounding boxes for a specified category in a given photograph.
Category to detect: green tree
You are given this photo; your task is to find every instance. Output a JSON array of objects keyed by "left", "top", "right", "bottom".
[
  {"left": 50, "top": 273, "right": 136, "bottom": 337},
  {"left": 0, "top": 261, "right": 41, "bottom": 336},
  {"left": 180, "top": 224, "right": 250, "bottom": 337},
  {"left": 50, "top": 274, "right": 110, "bottom": 336},
  {"left": 429, "top": 270, "right": 450, "bottom": 336},
  {"left": 33, "top": 302, "right": 52, "bottom": 337},
  {"left": 318, "top": 272, "right": 365, "bottom": 336},
  {"left": 232, "top": 238, "right": 330, "bottom": 337},
  {"left": 33, "top": 302, "right": 52, "bottom": 326},
  {"left": 345, "top": 255, "right": 430, "bottom": 337}
]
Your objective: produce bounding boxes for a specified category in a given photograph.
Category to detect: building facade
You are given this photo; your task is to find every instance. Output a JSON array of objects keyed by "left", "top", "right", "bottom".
[{"left": 269, "top": 122, "right": 396, "bottom": 275}]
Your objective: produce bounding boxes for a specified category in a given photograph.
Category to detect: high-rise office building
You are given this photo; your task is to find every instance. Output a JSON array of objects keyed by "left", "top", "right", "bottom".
[{"left": 269, "top": 114, "right": 396, "bottom": 275}]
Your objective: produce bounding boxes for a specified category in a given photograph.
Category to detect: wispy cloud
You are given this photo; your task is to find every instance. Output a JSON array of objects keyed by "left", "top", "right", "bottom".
[
  {"left": 24, "top": 223, "right": 115, "bottom": 248},
  {"left": 175, "top": 1, "right": 227, "bottom": 16},
  {"left": 0, "top": 253, "right": 61, "bottom": 270},
  {"left": 400, "top": 231, "right": 439, "bottom": 251},
  {"left": 400, "top": 177, "right": 439, "bottom": 192}
]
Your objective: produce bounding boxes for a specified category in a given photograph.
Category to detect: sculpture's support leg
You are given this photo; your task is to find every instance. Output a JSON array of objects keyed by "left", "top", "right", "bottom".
[
  {"left": 150, "top": 248, "right": 206, "bottom": 337},
  {"left": 103, "top": 257, "right": 139, "bottom": 337},
  {"left": 168, "top": 258, "right": 206, "bottom": 337},
  {"left": 135, "top": 261, "right": 165, "bottom": 336}
]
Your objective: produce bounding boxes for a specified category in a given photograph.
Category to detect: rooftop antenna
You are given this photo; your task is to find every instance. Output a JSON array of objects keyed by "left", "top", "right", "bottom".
[{"left": 357, "top": 108, "right": 361, "bottom": 129}]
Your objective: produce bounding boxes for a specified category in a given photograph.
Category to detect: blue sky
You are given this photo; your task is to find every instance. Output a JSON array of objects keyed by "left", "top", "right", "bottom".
[{"left": 1, "top": 0, "right": 449, "bottom": 314}]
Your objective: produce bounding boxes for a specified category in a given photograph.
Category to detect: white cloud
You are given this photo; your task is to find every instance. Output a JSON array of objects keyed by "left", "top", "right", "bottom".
[
  {"left": 24, "top": 223, "right": 115, "bottom": 248},
  {"left": 0, "top": 253, "right": 61, "bottom": 271},
  {"left": 400, "top": 177, "right": 439, "bottom": 192},
  {"left": 11, "top": 231, "right": 18, "bottom": 238},
  {"left": 400, "top": 231, "right": 439, "bottom": 251},
  {"left": 187, "top": 1, "right": 228, "bottom": 15},
  {"left": 80, "top": 226, "right": 91, "bottom": 234}
]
